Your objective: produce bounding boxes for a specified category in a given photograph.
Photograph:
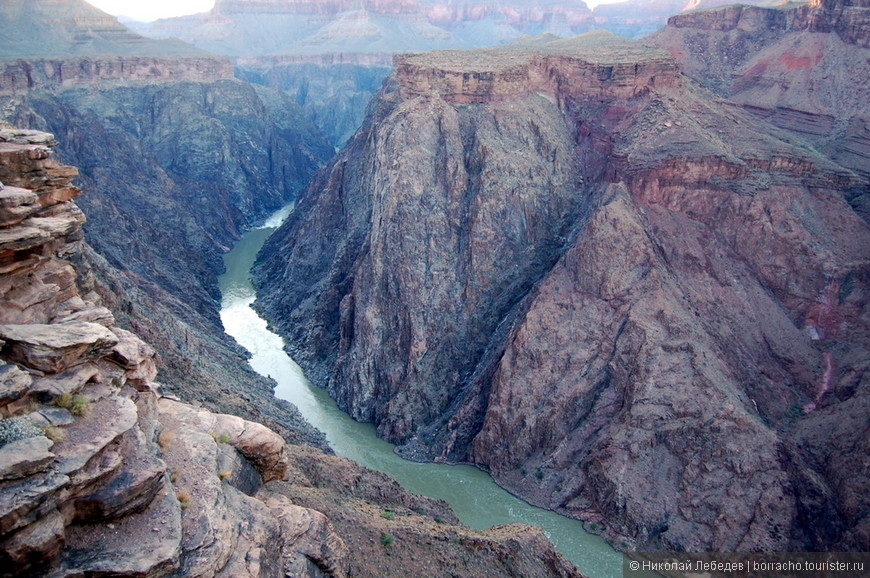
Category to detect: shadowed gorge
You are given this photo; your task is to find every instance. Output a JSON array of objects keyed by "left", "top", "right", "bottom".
[{"left": 255, "top": 6, "right": 869, "bottom": 552}]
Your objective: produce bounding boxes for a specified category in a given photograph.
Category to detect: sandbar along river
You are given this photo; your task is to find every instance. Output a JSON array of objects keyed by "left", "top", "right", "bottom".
[{"left": 218, "top": 206, "right": 624, "bottom": 578}]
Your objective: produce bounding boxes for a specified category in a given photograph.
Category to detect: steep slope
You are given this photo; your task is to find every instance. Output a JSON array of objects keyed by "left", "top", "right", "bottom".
[
  {"left": 255, "top": 29, "right": 869, "bottom": 552},
  {"left": 0, "top": 0, "right": 337, "bottom": 443},
  {"left": 0, "top": 130, "right": 580, "bottom": 578},
  {"left": 648, "top": 0, "right": 870, "bottom": 214}
]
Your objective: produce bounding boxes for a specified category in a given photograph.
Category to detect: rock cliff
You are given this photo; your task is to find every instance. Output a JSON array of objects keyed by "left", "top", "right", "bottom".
[
  {"left": 237, "top": 57, "right": 393, "bottom": 147},
  {"left": 0, "top": 131, "right": 581, "bottom": 577},
  {"left": 255, "top": 28, "right": 870, "bottom": 552}
]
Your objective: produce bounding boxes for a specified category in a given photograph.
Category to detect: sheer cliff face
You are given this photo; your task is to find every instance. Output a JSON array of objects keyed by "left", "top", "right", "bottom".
[{"left": 256, "top": 29, "right": 870, "bottom": 552}]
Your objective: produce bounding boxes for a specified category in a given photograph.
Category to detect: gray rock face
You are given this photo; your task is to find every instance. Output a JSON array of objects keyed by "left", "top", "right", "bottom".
[
  {"left": 1, "top": 73, "right": 334, "bottom": 447},
  {"left": 255, "top": 29, "right": 870, "bottom": 552},
  {"left": 0, "top": 436, "right": 54, "bottom": 481}
]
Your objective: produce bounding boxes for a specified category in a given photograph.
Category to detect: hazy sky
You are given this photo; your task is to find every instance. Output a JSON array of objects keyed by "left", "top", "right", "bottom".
[{"left": 88, "top": 0, "right": 622, "bottom": 22}]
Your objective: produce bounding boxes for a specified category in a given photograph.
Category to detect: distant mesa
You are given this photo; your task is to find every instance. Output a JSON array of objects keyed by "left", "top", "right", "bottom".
[{"left": 0, "top": 0, "right": 233, "bottom": 92}]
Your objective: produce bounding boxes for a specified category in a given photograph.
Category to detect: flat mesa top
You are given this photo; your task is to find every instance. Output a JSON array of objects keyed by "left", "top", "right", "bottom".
[{"left": 396, "top": 31, "right": 672, "bottom": 72}]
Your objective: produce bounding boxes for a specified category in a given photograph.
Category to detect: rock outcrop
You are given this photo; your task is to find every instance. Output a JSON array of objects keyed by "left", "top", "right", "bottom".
[
  {"left": 0, "top": 132, "right": 582, "bottom": 577},
  {"left": 255, "top": 29, "right": 870, "bottom": 552}
]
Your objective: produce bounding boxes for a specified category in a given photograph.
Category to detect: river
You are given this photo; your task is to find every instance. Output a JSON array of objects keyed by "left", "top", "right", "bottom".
[{"left": 218, "top": 206, "right": 625, "bottom": 578}]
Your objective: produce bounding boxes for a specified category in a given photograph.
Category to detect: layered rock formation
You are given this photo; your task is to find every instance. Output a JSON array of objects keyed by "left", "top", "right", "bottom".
[
  {"left": 649, "top": 0, "right": 870, "bottom": 215},
  {"left": 135, "top": 0, "right": 597, "bottom": 55},
  {"left": 255, "top": 25, "right": 869, "bottom": 552},
  {"left": 0, "top": 0, "right": 233, "bottom": 92},
  {"left": 591, "top": 0, "right": 785, "bottom": 39},
  {"left": 0, "top": 131, "right": 581, "bottom": 577}
]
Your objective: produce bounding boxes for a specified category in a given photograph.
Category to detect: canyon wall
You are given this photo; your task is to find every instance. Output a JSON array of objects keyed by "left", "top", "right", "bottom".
[
  {"left": 649, "top": 0, "right": 870, "bottom": 217},
  {"left": 0, "top": 130, "right": 580, "bottom": 578},
  {"left": 0, "top": 56, "right": 234, "bottom": 93},
  {"left": 0, "top": 80, "right": 335, "bottom": 445},
  {"left": 255, "top": 24, "right": 869, "bottom": 552},
  {"left": 237, "top": 59, "right": 393, "bottom": 146}
]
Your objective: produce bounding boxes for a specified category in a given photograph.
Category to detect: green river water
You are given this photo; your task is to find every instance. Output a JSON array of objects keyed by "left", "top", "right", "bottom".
[{"left": 218, "top": 207, "right": 625, "bottom": 578}]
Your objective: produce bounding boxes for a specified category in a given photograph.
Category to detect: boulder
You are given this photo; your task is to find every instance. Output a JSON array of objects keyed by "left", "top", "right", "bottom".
[
  {"left": 0, "top": 363, "right": 31, "bottom": 407},
  {"left": 0, "top": 322, "right": 119, "bottom": 373},
  {"left": 0, "top": 436, "right": 54, "bottom": 481},
  {"left": 30, "top": 362, "right": 99, "bottom": 398}
]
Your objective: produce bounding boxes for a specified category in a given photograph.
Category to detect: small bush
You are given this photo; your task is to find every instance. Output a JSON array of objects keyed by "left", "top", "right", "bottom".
[
  {"left": 0, "top": 417, "right": 42, "bottom": 446},
  {"left": 57, "top": 393, "right": 90, "bottom": 416},
  {"left": 54, "top": 392, "right": 73, "bottom": 409},
  {"left": 177, "top": 489, "right": 191, "bottom": 510},
  {"left": 380, "top": 532, "right": 394, "bottom": 547},
  {"left": 158, "top": 430, "right": 175, "bottom": 449},
  {"left": 214, "top": 433, "right": 231, "bottom": 444},
  {"left": 218, "top": 470, "right": 232, "bottom": 481},
  {"left": 69, "top": 395, "right": 89, "bottom": 416},
  {"left": 381, "top": 510, "right": 396, "bottom": 520},
  {"left": 43, "top": 425, "right": 66, "bottom": 443}
]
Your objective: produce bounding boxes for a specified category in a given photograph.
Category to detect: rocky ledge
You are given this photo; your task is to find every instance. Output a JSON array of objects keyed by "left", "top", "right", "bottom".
[
  {"left": 395, "top": 31, "right": 679, "bottom": 104},
  {"left": 0, "top": 56, "right": 235, "bottom": 94},
  {"left": 0, "top": 130, "right": 581, "bottom": 576}
]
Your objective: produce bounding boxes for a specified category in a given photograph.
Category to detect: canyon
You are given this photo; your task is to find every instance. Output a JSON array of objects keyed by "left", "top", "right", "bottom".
[
  {"left": 1, "top": 0, "right": 867, "bottom": 572},
  {"left": 0, "top": 1, "right": 587, "bottom": 575},
  {"left": 255, "top": 0, "right": 870, "bottom": 553},
  {"left": 0, "top": 129, "right": 579, "bottom": 576},
  {"left": 1, "top": 0, "right": 338, "bottom": 446}
]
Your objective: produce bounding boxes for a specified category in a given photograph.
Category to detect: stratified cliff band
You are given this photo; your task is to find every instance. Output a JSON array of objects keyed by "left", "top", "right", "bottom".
[{"left": 255, "top": 1, "right": 870, "bottom": 553}]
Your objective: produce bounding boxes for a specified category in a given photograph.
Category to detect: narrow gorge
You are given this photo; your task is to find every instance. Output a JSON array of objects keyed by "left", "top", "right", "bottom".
[
  {"left": 0, "top": 129, "right": 581, "bottom": 577},
  {"left": 255, "top": 0, "right": 870, "bottom": 553}
]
